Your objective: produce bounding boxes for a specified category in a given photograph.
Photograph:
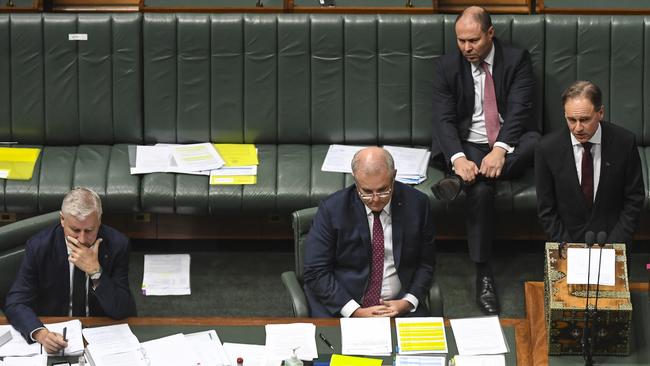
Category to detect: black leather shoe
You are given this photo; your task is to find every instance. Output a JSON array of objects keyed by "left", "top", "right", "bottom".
[
  {"left": 476, "top": 273, "right": 500, "bottom": 315},
  {"left": 431, "top": 175, "right": 462, "bottom": 202}
]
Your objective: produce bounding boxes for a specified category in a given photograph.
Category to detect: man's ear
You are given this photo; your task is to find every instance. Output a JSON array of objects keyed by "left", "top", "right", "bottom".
[{"left": 59, "top": 212, "right": 65, "bottom": 228}]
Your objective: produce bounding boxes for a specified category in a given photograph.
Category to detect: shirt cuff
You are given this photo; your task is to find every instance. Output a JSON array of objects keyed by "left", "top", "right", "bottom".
[
  {"left": 29, "top": 327, "right": 46, "bottom": 342},
  {"left": 340, "top": 299, "right": 361, "bottom": 318},
  {"left": 450, "top": 152, "right": 466, "bottom": 165},
  {"left": 403, "top": 293, "right": 419, "bottom": 313},
  {"left": 494, "top": 142, "right": 514, "bottom": 154}
]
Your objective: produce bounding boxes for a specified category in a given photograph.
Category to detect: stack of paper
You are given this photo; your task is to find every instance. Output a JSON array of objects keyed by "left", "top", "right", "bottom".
[
  {"left": 0, "top": 147, "right": 41, "bottom": 180},
  {"left": 83, "top": 324, "right": 146, "bottom": 366},
  {"left": 210, "top": 144, "right": 259, "bottom": 185},
  {"left": 130, "top": 143, "right": 225, "bottom": 175},
  {"left": 395, "top": 355, "right": 446, "bottom": 366},
  {"left": 141, "top": 333, "right": 201, "bottom": 366},
  {"left": 450, "top": 355, "right": 505, "bottom": 366},
  {"left": 1, "top": 354, "right": 47, "bottom": 366},
  {"left": 340, "top": 317, "right": 391, "bottom": 356},
  {"left": 223, "top": 342, "right": 282, "bottom": 366},
  {"left": 320, "top": 144, "right": 430, "bottom": 185},
  {"left": 0, "top": 320, "right": 83, "bottom": 357},
  {"left": 395, "top": 317, "right": 448, "bottom": 354},
  {"left": 449, "top": 316, "right": 508, "bottom": 357},
  {"left": 184, "top": 330, "right": 230, "bottom": 366},
  {"left": 0, "top": 325, "right": 12, "bottom": 348},
  {"left": 142, "top": 254, "right": 191, "bottom": 296},
  {"left": 265, "top": 323, "right": 318, "bottom": 361},
  {"left": 383, "top": 146, "right": 430, "bottom": 184}
]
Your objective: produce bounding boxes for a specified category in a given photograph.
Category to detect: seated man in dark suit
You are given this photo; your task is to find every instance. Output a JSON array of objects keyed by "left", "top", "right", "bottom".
[
  {"left": 536, "top": 81, "right": 644, "bottom": 245},
  {"left": 430, "top": 6, "right": 540, "bottom": 315},
  {"left": 303, "top": 147, "right": 435, "bottom": 317},
  {"left": 4, "top": 187, "right": 137, "bottom": 353}
]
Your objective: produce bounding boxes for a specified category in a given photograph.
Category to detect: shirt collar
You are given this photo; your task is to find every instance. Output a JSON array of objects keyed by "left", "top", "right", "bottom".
[
  {"left": 570, "top": 122, "right": 602, "bottom": 146},
  {"left": 364, "top": 199, "right": 392, "bottom": 217},
  {"left": 471, "top": 43, "right": 495, "bottom": 73}
]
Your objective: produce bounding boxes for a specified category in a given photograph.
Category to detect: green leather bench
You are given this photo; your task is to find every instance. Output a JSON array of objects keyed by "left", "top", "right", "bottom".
[{"left": 0, "top": 13, "right": 649, "bottom": 238}]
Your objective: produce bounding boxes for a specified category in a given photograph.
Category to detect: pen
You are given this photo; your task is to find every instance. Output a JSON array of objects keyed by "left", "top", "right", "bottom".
[
  {"left": 61, "top": 327, "right": 67, "bottom": 356},
  {"left": 319, "top": 333, "right": 335, "bottom": 352}
]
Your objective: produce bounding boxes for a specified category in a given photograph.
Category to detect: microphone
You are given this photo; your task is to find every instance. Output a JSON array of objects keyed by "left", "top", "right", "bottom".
[
  {"left": 582, "top": 231, "right": 595, "bottom": 365},
  {"left": 596, "top": 231, "right": 607, "bottom": 248},
  {"left": 256, "top": 0, "right": 263, "bottom": 7}
]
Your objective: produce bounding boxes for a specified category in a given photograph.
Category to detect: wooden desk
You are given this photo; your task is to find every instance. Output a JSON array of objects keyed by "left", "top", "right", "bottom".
[
  {"left": 525, "top": 281, "right": 650, "bottom": 366},
  {"left": 1, "top": 316, "right": 532, "bottom": 365}
]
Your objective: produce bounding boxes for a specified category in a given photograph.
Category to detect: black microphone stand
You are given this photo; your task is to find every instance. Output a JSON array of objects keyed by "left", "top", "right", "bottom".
[
  {"left": 590, "top": 232, "right": 608, "bottom": 361},
  {"left": 582, "top": 231, "right": 595, "bottom": 366}
]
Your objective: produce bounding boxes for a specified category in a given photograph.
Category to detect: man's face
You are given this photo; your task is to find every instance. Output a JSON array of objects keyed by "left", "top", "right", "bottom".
[
  {"left": 455, "top": 19, "right": 494, "bottom": 64},
  {"left": 60, "top": 212, "right": 100, "bottom": 247},
  {"left": 564, "top": 97, "right": 603, "bottom": 143},
  {"left": 354, "top": 169, "right": 395, "bottom": 213}
]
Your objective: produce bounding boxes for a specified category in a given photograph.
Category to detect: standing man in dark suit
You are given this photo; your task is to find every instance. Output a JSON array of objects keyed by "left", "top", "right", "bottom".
[
  {"left": 303, "top": 147, "right": 435, "bottom": 318},
  {"left": 430, "top": 6, "right": 540, "bottom": 315},
  {"left": 536, "top": 81, "right": 644, "bottom": 245},
  {"left": 4, "top": 187, "right": 137, "bottom": 353}
]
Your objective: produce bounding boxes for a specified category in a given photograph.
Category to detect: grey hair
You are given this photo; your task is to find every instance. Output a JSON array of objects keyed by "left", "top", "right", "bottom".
[
  {"left": 60, "top": 187, "right": 102, "bottom": 220},
  {"left": 351, "top": 148, "right": 396, "bottom": 176}
]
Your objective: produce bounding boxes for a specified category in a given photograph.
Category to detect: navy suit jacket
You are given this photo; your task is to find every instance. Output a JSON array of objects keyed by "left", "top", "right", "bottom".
[
  {"left": 535, "top": 122, "right": 644, "bottom": 244},
  {"left": 4, "top": 223, "right": 137, "bottom": 342},
  {"left": 303, "top": 182, "right": 436, "bottom": 317},
  {"left": 431, "top": 38, "right": 536, "bottom": 164}
]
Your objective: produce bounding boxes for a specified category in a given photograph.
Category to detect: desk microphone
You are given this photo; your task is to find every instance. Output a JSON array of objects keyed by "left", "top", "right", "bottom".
[
  {"left": 582, "top": 231, "right": 595, "bottom": 366},
  {"left": 256, "top": 0, "right": 263, "bottom": 7}
]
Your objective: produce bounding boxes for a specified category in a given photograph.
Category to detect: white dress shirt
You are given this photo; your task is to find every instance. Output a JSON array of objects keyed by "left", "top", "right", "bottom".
[
  {"left": 340, "top": 203, "right": 418, "bottom": 317},
  {"left": 571, "top": 123, "right": 602, "bottom": 202},
  {"left": 451, "top": 44, "right": 513, "bottom": 165}
]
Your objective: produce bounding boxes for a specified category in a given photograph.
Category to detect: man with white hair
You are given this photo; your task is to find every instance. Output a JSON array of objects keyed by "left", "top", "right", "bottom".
[{"left": 4, "top": 187, "right": 136, "bottom": 353}]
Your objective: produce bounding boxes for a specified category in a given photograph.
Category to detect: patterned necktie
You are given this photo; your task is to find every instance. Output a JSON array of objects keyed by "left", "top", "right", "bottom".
[
  {"left": 72, "top": 266, "right": 87, "bottom": 316},
  {"left": 581, "top": 142, "right": 594, "bottom": 209},
  {"left": 363, "top": 211, "right": 384, "bottom": 307},
  {"left": 481, "top": 61, "right": 500, "bottom": 147}
]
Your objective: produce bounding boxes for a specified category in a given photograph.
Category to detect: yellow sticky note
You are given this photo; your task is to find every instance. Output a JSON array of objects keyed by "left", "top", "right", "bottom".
[
  {"left": 213, "top": 144, "right": 258, "bottom": 166},
  {"left": 330, "top": 354, "right": 382, "bottom": 366},
  {"left": 0, "top": 147, "right": 41, "bottom": 180},
  {"left": 210, "top": 175, "right": 257, "bottom": 185}
]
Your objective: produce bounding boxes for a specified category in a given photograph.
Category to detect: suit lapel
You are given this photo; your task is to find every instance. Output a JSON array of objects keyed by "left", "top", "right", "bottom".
[
  {"left": 391, "top": 186, "right": 403, "bottom": 269},
  {"left": 460, "top": 56, "right": 474, "bottom": 113},
  {"left": 559, "top": 132, "right": 589, "bottom": 211},
  {"left": 593, "top": 123, "right": 610, "bottom": 209},
  {"left": 353, "top": 194, "right": 372, "bottom": 257},
  {"left": 492, "top": 40, "right": 504, "bottom": 105},
  {"left": 54, "top": 227, "right": 71, "bottom": 312}
]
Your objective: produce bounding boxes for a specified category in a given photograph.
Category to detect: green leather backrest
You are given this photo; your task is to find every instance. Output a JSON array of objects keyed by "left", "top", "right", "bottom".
[
  {"left": 0, "top": 13, "right": 143, "bottom": 145},
  {"left": 142, "top": 14, "right": 545, "bottom": 146},
  {"left": 291, "top": 206, "right": 318, "bottom": 283},
  {"left": 544, "top": 15, "right": 650, "bottom": 145}
]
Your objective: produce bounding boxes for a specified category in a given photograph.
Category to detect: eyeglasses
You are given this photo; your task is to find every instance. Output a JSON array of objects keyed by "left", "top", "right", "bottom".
[{"left": 357, "top": 187, "right": 393, "bottom": 201}]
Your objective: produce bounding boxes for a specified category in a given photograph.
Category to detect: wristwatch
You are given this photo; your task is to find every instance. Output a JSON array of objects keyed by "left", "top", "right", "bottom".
[{"left": 90, "top": 266, "right": 102, "bottom": 280}]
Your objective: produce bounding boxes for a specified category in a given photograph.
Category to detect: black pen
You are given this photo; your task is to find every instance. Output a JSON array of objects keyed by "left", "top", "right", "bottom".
[
  {"left": 319, "top": 333, "right": 335, "bottom": 352},
  {"left": 61, "top": 327, "right": 67, "bottom": 356}
]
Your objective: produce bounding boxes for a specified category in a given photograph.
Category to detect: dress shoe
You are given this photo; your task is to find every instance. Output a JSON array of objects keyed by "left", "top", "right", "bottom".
[
  {"left": 476, "top": 273, "right": 500, "bottom": 315},
  {"left": 431, "top": 175, "right": 462, "bottom": 202}
]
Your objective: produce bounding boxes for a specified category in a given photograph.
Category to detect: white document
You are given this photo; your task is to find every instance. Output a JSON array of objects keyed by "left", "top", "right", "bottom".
[
  {"left": 184, "top": 330, "right": 231, "bottom": 366},
  {"left": 142, "top": 254, "right": 191, "bottom": 296},
  {"left": 85, "top": 345, "right": 148, "bottom": 366},
  {"left": 170, "top": 143, "right": 225, "bottom": 172},
  {"left": 395, "top": 355, "right": 446, "bottom": 366},
  {"left": 82, "top": 324, "right": 141, "bottom": 354},
  {"left": 566, "top": 248, "right": 616, "bottom": 286},
  {"left": 45, "top": 319, "right": 84, "bottom": 356},
  {"left": 264, "top": 323, "right": 318, "bottom": 361},
  {"left": 321, "top": 145, "right": 366, "bottom": 173},
  {"left": 340, "top": 317, "right": 392, "bottom": 356},
  {"left": 2, "top": 354, "right": 47, "bottom": 366},
  {"left": 383, "top": 146, "right": 429, "bottom": 176},
  {"left": 0, "top": 325, "right": 13, "bottom": 347},
  {"left": 449, "top": 316, "right": 508, "bottom": 356},
  {"left": 451, "top": 354, "right": 505, "bottom": 366},
  {"left": 210, "top": 165, "right": 258, "bottom": 176},
  {"left": 131, "top": 145, "right": 172, "bottom": 174},
  {"left": 141, "top": 333, "right": 200, "bottom": 366},
  {"left": 0, "top": 327, "right": 40, "bottom": 357},
  {"left": 222, "top": 343, "right": 281, "bottom": 366}
]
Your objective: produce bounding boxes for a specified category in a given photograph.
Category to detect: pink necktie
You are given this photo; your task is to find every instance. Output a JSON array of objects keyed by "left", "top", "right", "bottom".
[
  {"left": 363, "top": 211, "right": 384, "bottom": 307},
  {"left": 481, "top": 61, "right": 500, "bottom": 147}
]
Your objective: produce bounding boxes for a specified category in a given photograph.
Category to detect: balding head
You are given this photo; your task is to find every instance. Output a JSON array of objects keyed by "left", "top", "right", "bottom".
[
  {"left": 351, "top": 147, "right": 395, "bottom": 177},
  {"left": 455, "top": 6, "right": 492, "bottom": 33}
]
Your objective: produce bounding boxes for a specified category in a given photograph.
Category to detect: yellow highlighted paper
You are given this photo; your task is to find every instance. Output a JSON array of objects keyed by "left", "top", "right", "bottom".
[
  {"left": 0, "top": 147, "right": 41, "bottom": 180},
  {"left": 214, "top": 144, "right": 258, "bottom": 166},
  {"left": 210, "top": 175, "right": 257, "bottom": 185},
  {"left": 396, "top": 317, "right": 448, "bottom": 354},
  {"left": 330, "top": 354, "right": 382, "bottom": 366}
]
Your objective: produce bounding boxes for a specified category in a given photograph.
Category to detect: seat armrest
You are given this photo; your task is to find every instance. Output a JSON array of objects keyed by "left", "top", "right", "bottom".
[
  {"left": 281, "top": 271, "right": 310, "bottom": 317},
  {"left": 428, "top": 281, "right": 444, "bottom": 317}
]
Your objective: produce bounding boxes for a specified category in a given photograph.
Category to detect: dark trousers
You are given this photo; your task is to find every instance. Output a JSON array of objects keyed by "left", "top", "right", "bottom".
[{"left": 462, "top": 131, "right": 540, "bottom": 263}]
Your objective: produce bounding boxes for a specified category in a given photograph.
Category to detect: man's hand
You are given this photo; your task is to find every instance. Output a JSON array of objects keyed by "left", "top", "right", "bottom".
[
  {"left": 351, "top": 300, "right": 413, "bottom": 317},
  {"left": 479, "top": 147, "right": 506, "bottom": 178},
  {"left": 381, "top": 299, "right": 414, "bottom": 317},
  {"left": 66, "top": 236, "right": 102, "bottom": 274},
  {"left": 452, "top": 157, "right": 479, "bottom": 183},
  {"left": 351, "top": 305, "right": 391, "bottom": 317},
  {"left": 33, "top": 329, "right": 67, "bottom": 354}
]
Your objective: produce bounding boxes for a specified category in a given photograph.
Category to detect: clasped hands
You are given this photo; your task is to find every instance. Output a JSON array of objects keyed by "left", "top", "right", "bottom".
[
  {"left": 453, "top": 147, "right": 506, "bottom": 183},
  {"left": 352, "top": 299, "right": 413, "bottom": 318}
]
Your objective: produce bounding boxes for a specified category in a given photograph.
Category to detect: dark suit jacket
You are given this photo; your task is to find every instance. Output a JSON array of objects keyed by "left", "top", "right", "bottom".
[
  {"left": 4, "top": 224, "right": 137, "bottom": 342},
  {"left": 431, "top": 38, "right": 536, "bottom": 163},
  {"left": 535, "top": 121, "right": 644, "bottom": 244},
  {"left": 302, "top": 182, "right": 436, "bottom": 317}
]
